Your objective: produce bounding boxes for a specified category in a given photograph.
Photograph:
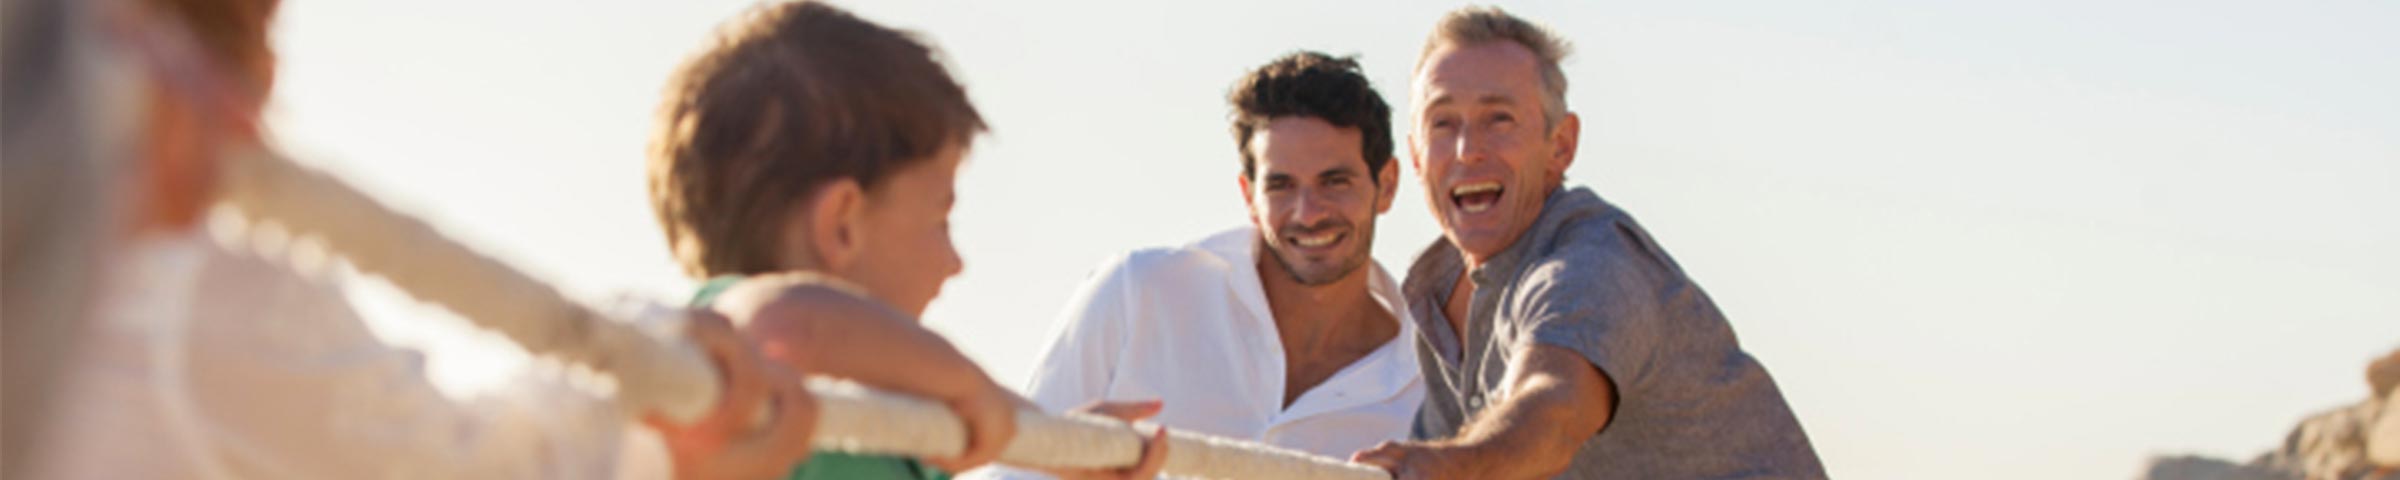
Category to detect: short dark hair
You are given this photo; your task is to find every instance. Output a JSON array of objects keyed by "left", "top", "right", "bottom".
[
  {"left": 648, "top": 0, "right": 985, "bottom": 279},
  {"left": 1228, "top": 51, "right": 1394, "bottom": 183}
]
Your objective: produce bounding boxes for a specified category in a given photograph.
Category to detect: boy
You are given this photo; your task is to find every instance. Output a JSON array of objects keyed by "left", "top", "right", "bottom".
[{"left": 645, "top": 2, "right": 1166, "bottom": 479}]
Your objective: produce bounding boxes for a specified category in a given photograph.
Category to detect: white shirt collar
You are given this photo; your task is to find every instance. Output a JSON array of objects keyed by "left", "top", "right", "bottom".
[{"left": 1191, "top": 225, "right": 1421, "bottom": 420}]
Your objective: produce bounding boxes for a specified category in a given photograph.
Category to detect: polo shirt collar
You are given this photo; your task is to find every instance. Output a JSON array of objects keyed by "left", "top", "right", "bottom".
[
  {"left": 1402, "top": 185, "right": 1613, "bottom": 357},
  {"left": 1469, "top": 185, "right": 1605, "bottom": 286}
]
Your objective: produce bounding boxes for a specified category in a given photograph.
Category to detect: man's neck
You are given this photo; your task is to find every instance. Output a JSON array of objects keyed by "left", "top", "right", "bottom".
[
  {"left": 1443, "top": 246, "right": 1482, "bottom": 354},
  {"left": 1254, "top": 250, "right": 1399, "bottom": 407},
  {"left": 1256, "top": 261, "right": 1382, "bottom": 351}
]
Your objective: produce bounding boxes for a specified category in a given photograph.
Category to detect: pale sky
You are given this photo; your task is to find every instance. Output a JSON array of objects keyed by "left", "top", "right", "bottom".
[{"left": 264, "top": 0, "right": 2399, "bottom": 478}]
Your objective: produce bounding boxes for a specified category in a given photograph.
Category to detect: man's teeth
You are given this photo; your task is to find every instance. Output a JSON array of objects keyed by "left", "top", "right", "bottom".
[
  {"left": 1451, "top": 182, "right": 1502, "bottom": 197},
  {"left": 1452, "top": 181, "right": 1503, "bottom": 213},
  {"left": 1294, "top": 232, "right": 1340, "bottom": 247}
]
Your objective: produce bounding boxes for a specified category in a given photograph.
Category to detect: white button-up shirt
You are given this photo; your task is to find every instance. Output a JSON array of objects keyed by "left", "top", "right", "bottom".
[{"left": 965, "top": 226, "right": 1423, "bottom": 479}]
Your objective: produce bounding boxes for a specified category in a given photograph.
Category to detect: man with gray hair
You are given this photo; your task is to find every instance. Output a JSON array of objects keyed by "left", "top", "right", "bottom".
[{"left": 1350, "top": 6, "right": 1826, "bottom": 479}]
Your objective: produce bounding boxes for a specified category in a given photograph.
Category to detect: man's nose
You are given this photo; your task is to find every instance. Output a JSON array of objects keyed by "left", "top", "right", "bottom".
[
  {"left": 1453, "top": 126, "right": 1492, "bottom": 166},
  {"left": 1290, "top": 187, "right": 1336, "bottom": 226}
]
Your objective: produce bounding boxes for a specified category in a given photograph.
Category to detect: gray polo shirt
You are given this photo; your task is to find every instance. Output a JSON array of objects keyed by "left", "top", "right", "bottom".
[{"left": 1405, "top": 186, "right": 1825, "bottom": 479}]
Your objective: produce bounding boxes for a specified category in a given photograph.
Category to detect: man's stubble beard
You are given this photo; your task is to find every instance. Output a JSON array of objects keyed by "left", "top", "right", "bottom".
[{"left": 1265, "top": 217, "right": 1376, "bottom": 287}]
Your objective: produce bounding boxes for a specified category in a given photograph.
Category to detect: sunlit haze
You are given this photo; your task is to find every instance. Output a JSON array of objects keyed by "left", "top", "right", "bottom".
[{"left": 264, "top": 1, "right": 2399, "bottom": 478}]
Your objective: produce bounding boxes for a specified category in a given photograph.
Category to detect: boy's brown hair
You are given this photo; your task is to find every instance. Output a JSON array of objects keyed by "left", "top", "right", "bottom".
[{"left": 648, "top": 0, "right": 984, "bottom": 279}]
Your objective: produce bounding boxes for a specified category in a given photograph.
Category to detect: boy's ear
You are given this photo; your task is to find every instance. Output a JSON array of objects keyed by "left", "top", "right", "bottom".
[{"left": 804, "top": 178, "right": 870, "bottom": 272}]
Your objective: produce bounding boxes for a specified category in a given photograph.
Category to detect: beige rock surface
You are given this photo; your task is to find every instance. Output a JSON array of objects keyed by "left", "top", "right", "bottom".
[
  {"left": 2370, "top": 391, "right": 2398, "bottom": 468},
  {"left": 2145, "top": 348, "right": 2400, "bottom": 480}
]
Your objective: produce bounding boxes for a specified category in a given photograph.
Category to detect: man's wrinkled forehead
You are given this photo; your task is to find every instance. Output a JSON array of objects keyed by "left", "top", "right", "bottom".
[{"left": 1411, "top": 41, "right": 1547, "bottom": 113}]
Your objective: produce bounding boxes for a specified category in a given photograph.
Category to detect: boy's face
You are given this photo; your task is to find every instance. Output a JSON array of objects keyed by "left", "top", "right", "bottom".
[{"left": 838, "top": 144, "right": 967, "bottom": 318}]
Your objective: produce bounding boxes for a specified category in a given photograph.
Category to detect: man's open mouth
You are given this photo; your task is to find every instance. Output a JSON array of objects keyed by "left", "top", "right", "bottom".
[{"left": 1451, "top": 181, "right": 1504, "bottom": 213}]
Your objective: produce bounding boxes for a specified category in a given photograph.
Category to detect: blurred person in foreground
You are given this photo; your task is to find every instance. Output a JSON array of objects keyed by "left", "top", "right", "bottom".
[{"left": 4, "top": 0, "right": 1019, "bottom": 478}]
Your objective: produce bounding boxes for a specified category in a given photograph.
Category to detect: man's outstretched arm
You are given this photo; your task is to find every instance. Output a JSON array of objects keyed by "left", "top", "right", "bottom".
[{"left": 1353, "top": 344, "right": 1615, "bottom": 480}]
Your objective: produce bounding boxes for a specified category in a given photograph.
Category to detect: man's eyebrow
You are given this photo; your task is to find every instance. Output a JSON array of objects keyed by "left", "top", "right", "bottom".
[
  {"left": 1423, "top": 91, "right": 1521, "bottom": 111},
  {"left": 1423, "top": 92, "right": 1456, "bottom": 109}
]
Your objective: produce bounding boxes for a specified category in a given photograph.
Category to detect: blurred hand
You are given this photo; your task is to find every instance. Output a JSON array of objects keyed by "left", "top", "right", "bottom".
[
  {"left": 920, "top": 380, "right": 1021, "bottom": 473},
  {"left": 644, "top": 311, "right": 820, "bottom": 480},
  {"left": 1036, "top": 400, "right": 1170, "bottom": 480}
]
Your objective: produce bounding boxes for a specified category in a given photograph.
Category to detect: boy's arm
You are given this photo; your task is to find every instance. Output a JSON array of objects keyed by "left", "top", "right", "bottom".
[{"left": 708, "top": 273, "right": 1018, "bottom": 472}]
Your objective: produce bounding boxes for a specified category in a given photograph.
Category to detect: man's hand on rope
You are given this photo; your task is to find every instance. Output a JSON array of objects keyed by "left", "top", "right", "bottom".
[
  {"left": 1034, "top": 400, "right": 1172, "bottom": 480},
  {"left": 1350, "top": 440, "right": 1467, "bottom": 480},
  {"left": 644, "top": 311, "right": 821, "bottom": 480}
]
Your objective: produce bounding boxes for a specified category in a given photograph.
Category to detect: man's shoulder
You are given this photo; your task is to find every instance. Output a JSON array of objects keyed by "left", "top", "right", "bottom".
[
  {"left": 1530, "top": 187, "right": 1631, "bottom": 251},
  {"left": 1523, "top": 188, "right": 1672, "bottom": 278},
  {"left": 1092, "top": 226, "right": 1252, "bottom": 285},
  {"left": 1075, "top": 226, "right": 1257, "bottom": 302},
  {"left": 1503, "top": 189, "right": 1695, "bottom": 313},
  {"left": 1400, "top": 237, "right": 1461, "bottom": 301}
]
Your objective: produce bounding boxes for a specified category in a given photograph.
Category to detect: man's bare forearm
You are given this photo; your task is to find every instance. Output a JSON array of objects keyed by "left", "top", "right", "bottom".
[{"left": 1443, "top": 344, "right": 1617, "bottom": 479}]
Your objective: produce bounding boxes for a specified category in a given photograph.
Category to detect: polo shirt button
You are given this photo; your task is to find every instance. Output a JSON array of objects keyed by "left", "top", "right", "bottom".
[{"left": 1467, "top": 396, "right": 1483, "bottom": 408}]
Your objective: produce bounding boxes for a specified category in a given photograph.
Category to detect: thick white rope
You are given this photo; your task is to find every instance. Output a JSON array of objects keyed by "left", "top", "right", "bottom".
[
  {"left": 214, "top": 148, "right": 1391, "bottom": 480},
  {"left": 215, "top": 147, "right": 724, "bottom": 423}
]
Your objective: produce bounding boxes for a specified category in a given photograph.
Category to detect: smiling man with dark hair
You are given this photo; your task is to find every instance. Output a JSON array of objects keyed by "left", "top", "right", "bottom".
[{"left": 967, "top": 51, "right": 1425, "bottom": 480}]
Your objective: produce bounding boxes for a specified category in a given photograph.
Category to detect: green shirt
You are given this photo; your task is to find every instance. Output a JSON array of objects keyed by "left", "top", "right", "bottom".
[{"left": 691, "top": 276, "right": 952, "bottom": 480}]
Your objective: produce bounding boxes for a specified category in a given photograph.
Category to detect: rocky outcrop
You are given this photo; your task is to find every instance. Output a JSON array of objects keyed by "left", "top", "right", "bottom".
[
  {"left": 2141, "top": 455, "right": 2298, "bottom": 480},
  {"left": 2144, "top": 348, "right": 2400, "bottom": 480},
  {"left": 2256, "top": 399, "right": 2391, "bottom": 480},
  {"left": 2372, "top": 393, "right": 2399, "bottom": 469}
]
